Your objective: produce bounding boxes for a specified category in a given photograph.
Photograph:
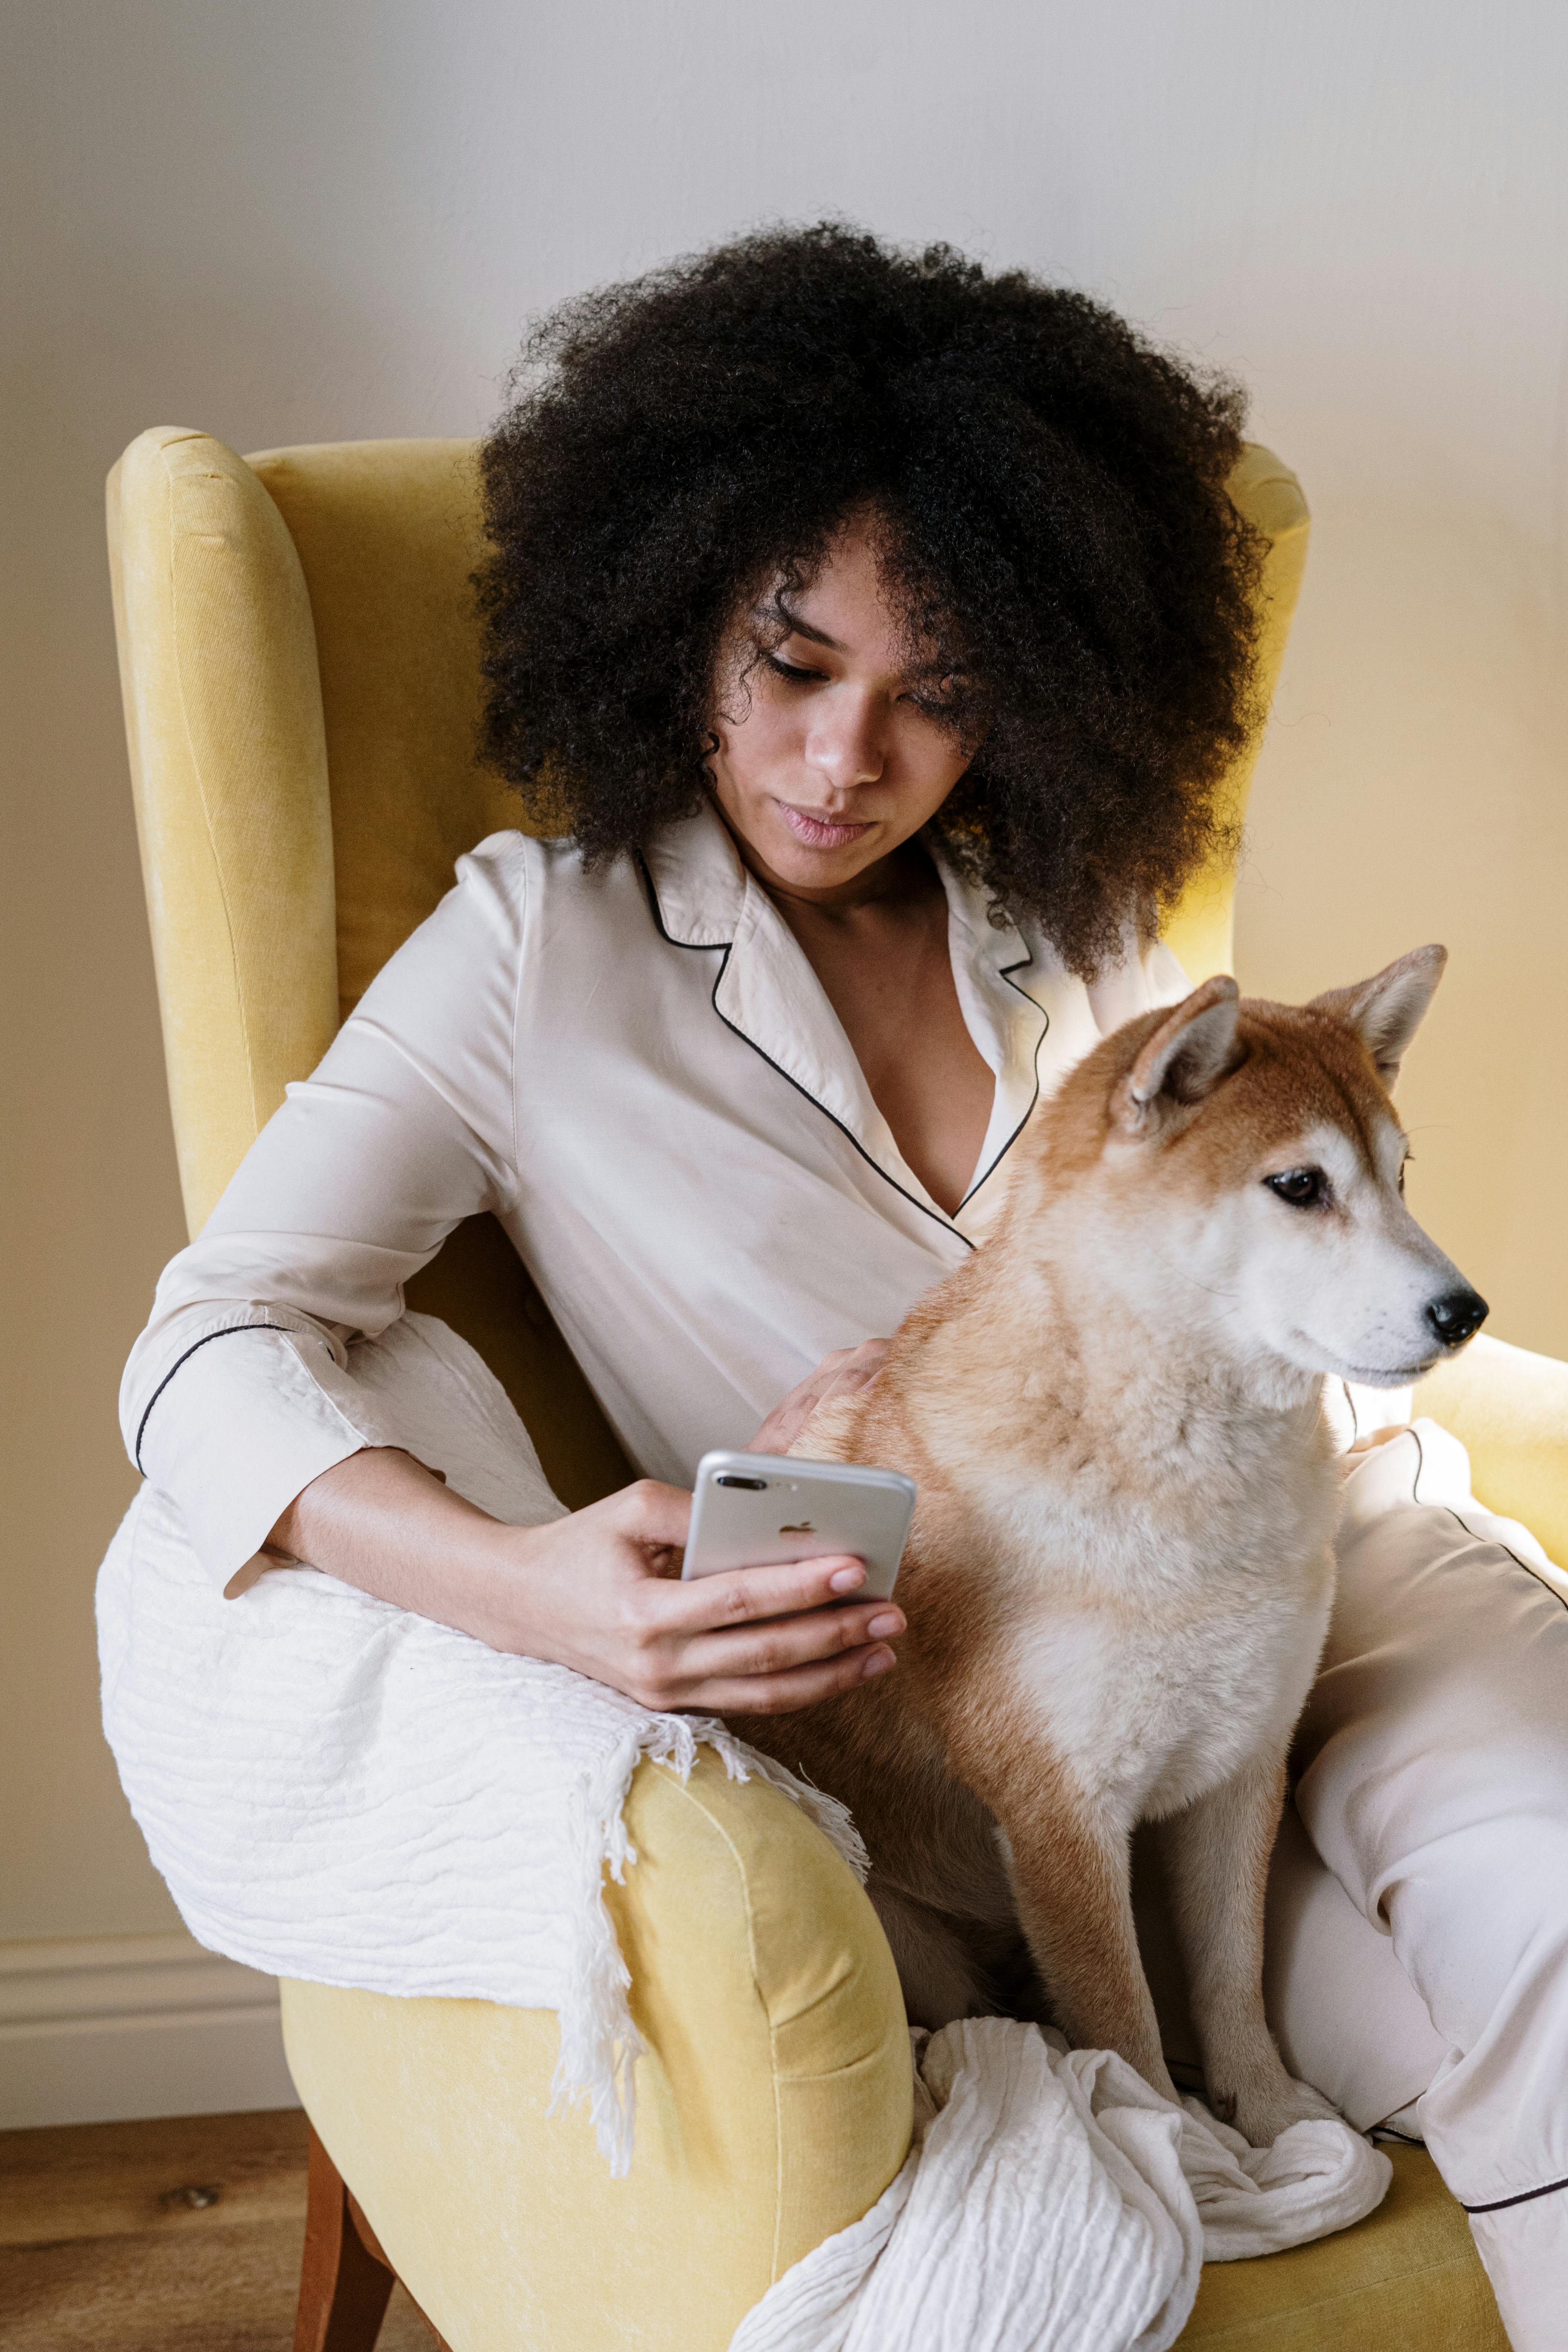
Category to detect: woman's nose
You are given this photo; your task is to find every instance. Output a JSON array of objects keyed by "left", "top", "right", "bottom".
[{"left": 806, "top": 691, "right": 886, "bottom": 791}]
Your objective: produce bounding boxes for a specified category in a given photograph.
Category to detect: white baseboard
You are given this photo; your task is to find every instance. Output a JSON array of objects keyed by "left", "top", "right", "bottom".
[{"left": 0, "top": 1931, "right": 300, "bottom": 2129}]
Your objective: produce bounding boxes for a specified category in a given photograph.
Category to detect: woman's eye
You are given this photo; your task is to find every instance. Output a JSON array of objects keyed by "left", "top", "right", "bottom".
[
  {"left": 764, "top": 654, "right": 824, "bottom": 684},
  {"left": 1265, "top": 1167, "right": 1327, "bottom": 1209}
]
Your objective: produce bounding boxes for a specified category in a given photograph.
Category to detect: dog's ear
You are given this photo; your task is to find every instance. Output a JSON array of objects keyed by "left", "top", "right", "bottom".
[
  {"left": 1115, "top": 975, "right": 1243, "bottom": 1133},
  {"left": 1310, "top": 945, "right": 1446, "bottom": 1092}
]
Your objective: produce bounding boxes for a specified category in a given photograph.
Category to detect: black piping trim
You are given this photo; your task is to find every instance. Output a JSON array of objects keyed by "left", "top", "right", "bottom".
[
  {"left": 134, "top": 1323, "right": 297, "bottom": 1472},
  {"left": 635, "top": 853, "right": 976, "bottom": 1252},
  {"left": 1462, "top": 2172, "right": 1568, "bottom": 2216},
  {"left": 955, "top": 953, "right": 1051, "bottom": 1213},
  {"left": 1409, "top": 1425, "right": 1567, "bottom": 1617}
]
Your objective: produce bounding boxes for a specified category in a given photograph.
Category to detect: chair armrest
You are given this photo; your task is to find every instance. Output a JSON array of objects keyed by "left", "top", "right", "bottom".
[
  {"left": 1414, "top": 1334, "right": 1568, "bottom": 1567},
  {"left": 282, "top": 1750, "right": 913, "bottom": 2352}
]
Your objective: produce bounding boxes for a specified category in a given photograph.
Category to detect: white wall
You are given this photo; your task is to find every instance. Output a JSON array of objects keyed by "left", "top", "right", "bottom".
[{"left": 5, "top": 0, "right": 1564, "bottom": 2104}]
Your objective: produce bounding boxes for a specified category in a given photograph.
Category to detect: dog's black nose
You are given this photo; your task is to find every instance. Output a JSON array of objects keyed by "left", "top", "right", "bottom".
[{"left": 1426, "top": 1289, "right": 1489, "bottom": 1350}]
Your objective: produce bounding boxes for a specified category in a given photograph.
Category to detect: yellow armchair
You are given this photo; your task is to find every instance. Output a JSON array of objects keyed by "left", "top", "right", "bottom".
[{"left": 109, "top": 426, "right": 1533, "bottom": 2350}]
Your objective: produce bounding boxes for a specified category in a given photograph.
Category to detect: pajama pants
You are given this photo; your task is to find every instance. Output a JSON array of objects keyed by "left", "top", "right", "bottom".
[{"left": 1263, "top": 1420, "right": 1566, "bottom": 2350}]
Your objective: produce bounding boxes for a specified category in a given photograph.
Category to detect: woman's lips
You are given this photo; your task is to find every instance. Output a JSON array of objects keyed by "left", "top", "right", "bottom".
[{"left": 779, "top": 802, "right": 872, "bottom": 848}]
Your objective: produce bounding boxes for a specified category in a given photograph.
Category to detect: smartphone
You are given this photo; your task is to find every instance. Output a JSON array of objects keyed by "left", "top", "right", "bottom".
[{"left": 682, "top": 1450, "right": 916, "bottom": 1602}]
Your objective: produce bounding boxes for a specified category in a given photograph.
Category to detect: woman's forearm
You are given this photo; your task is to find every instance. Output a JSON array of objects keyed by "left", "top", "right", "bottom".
[
  {"left": 265, "top": 1447, "right": 526, "bottom": 1648},
  {"left": 262, "top": 1443, "right": 904, "bottom": 1713}
]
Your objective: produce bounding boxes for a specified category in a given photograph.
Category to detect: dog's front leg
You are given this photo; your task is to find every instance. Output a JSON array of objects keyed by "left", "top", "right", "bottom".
[
  {"left": 995, "top": 1793, "right": 1178, "bottom": 2103},
  {"left": 1157, "top": 1754, "right": 1341, "bottom": 2145}
]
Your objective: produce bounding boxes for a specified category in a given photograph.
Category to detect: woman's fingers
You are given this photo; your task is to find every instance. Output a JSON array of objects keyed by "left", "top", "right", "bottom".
[
  {"left": 828, "top": 1337, "right": 890, "bottom": 1390},
  {"left": 677, "top": 1597, "right": 904, "bottom": 1683},
  {"left": 746, "top": 1387, "right": 824, "bottom": 1457},
  {"left": 615, "top": 1555, "right": 904, "bottom": 1713},
  {"left": 686, "top": 1642, "right": 898, "bottom": 1718},
  {"left": 745, "top": 1336, "right": 892, "bottom": 1455},
  {"left": 659, "top": 1552, "right": 871, "bottom": 1632}
]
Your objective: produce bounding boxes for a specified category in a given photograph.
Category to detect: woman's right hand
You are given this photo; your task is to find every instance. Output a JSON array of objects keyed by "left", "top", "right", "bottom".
[
  {"left": 746, "top": 1337, "right": 889, "bottom": 1457},
  {"left": 267, "top": 1448, "right": 902, "bottom": 1715},
  {"left": 484, "top": 1478, "right": 903, "bottom": 1714}
]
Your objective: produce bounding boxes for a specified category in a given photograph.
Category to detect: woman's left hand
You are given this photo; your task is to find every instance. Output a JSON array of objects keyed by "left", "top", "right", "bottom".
[{"left": 748, "top": 1339, "right": 890, "bottom": 1457}]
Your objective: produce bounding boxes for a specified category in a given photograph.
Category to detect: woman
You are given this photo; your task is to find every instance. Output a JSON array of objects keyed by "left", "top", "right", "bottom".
[{"left": 121, "top": 228, "right": 1563, "bottom": 2342}]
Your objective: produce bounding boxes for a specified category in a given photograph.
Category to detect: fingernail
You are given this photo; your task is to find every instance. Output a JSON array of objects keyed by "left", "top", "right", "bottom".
[
  {"left": 860, "top": 1647, "right": 895, "bottom": 1679},
  {"left": 829, "top": 1565, "right": 866, "bottom": 1593},
  {"left": 867, "top": 1611, "right": 902, "bottom": 1638}
]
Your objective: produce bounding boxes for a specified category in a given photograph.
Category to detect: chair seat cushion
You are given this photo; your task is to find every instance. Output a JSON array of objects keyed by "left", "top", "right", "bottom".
[{"left": 1176, "top": 2142, "right": 1505, "bottom": 2347}]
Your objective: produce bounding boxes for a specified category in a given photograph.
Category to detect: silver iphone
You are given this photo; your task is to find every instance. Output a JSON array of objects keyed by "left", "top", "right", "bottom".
[{"left": 682, "top": 1450, "right": 916, "bottom": 1602}]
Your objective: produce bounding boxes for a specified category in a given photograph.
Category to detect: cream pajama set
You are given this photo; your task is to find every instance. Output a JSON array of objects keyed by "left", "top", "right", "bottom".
[{"left": 121, "top": 805, "right": 1567, "bottom": 2347}]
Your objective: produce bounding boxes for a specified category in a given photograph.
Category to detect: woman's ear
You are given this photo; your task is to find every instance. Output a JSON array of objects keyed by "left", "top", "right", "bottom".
[
  {"left": 1310, "top": 945, "right": 1446, "bottom": 1093},
  {"left": 1114, "top": 975, "right": 1243, "bottom": 1134}
]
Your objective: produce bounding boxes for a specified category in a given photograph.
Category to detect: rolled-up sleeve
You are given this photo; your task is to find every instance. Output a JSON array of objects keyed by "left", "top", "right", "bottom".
[{"left": 120, "top": 835, "right": 527, "bottom": 1592}]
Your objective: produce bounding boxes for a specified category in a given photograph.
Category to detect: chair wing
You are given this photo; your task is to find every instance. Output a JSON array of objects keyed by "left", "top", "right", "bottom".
[
  {"left": 108, "top": 428, "right": 341, "bottom": 1240},
  {"left": 1162, "top": 443, "right": 1311, "bottom": 983},
  {"left": 241, "top": 437, "right": 520, "bottom": 1020}
]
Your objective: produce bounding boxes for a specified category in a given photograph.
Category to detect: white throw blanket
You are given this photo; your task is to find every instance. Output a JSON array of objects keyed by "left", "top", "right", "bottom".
[
  {"left": 98, "top": 1313, "right": 1389, "bottom": 2350},
  {"left": 735, "top": 2021, "right": 1388, "bottom": 2352}
]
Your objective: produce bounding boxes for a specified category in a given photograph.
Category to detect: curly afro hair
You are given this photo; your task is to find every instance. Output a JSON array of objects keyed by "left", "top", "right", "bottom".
[{"left": 476, "top": 223, "right": 1263, "bottom": 977}]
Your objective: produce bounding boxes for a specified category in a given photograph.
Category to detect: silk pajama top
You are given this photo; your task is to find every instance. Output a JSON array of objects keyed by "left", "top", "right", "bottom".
[{"left": 120, "top": 801, "right": 1186, "bottom": 1592}]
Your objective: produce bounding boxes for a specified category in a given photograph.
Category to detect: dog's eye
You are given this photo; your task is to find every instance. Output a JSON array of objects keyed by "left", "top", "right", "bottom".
[{"left": 1265, "top": 1167, "right": 1327, "bottom": 1209}]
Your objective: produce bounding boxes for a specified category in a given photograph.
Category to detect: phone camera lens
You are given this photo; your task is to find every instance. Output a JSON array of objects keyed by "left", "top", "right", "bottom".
[{"left": 714, "top": 1474, "right": 768, "bottom": 1490}]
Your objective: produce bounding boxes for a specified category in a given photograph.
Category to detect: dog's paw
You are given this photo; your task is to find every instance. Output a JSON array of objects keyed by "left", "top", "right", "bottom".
[{"left": 1225, "top": 2072, "right": 1343, "bottom": 2147}]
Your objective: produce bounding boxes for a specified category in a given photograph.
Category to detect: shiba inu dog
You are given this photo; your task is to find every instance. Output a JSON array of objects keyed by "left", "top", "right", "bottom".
[{"left": 737, "top": 947, "right": 1487, "bottom": 2146}]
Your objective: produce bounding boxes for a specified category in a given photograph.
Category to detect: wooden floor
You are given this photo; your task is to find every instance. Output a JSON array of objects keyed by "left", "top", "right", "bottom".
[{"left": 0, "top": 2108, "right": 434, "bottom": 2351}]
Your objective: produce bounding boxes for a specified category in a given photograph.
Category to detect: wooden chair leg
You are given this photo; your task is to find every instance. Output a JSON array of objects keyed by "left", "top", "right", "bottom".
[{"left": 293, "top": 2120, "right": 397, "bottom": 2352}]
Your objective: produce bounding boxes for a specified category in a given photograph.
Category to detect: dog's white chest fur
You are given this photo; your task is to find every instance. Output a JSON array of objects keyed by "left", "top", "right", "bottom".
[{"left": 974, "top": 1404, "right": 1339, "bottom": 1821}]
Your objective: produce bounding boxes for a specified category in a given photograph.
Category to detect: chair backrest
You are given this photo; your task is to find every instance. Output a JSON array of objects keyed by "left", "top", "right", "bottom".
[{"left": 107, "top": 430, "right": 1306, "bottom": 1502}]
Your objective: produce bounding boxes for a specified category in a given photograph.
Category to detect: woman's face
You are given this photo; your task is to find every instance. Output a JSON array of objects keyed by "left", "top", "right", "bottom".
[{"left": 706, "top": 513, "right": 974, "bottom": 900}]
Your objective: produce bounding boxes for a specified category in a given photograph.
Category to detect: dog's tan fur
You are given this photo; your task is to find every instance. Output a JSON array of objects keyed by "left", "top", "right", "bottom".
[{"left": 735, "top": 949, "right": 1483, "bottom": 2143}]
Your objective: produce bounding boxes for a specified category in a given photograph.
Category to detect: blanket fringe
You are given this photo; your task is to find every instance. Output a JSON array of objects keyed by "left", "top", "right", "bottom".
[{"left": 548, "top": 1716, "right": 869, "bottom": 2174}]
